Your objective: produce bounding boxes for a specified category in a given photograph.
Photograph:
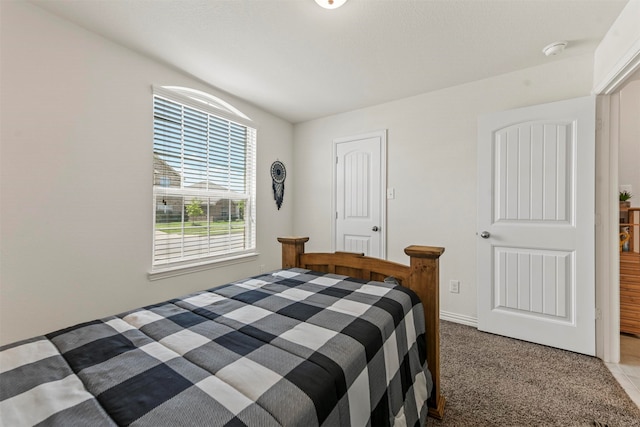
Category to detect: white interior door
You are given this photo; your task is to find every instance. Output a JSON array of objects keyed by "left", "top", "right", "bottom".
[
  {"left": 334, "top": 131, "right": 386, "bottom": 258},
  {"left": 477, "top": 96, "right": 596, "bottom": 356}
]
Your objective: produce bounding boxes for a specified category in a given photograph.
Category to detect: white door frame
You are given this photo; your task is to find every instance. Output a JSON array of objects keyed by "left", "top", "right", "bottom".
[
  {"left": 594, "top": 48, "right": 640, "bottom": 363},
  {"left": 595, "top": 93, "right": 621, "bottom": 363},
  {"left": 331, "top": 130, "right": 387, "bottom": 258}
]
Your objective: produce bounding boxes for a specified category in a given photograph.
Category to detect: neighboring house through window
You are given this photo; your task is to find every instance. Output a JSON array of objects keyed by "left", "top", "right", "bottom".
[{"left": 151, "top": 86, "right": 256, "bottom": 274}]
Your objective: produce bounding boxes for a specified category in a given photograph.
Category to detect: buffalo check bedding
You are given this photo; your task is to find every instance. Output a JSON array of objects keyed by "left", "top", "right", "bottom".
[{"left": 0, "top": 268, "right": 432, "bottom": 427}]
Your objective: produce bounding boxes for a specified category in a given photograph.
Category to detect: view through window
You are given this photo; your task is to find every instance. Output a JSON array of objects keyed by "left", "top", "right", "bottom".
[{"left": 152, "top": 88, "right": 256, "bottom": 270}]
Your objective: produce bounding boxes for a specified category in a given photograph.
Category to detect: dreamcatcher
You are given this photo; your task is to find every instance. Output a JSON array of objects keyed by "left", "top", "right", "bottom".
[{"left": 270, "top": 160, "right": 286, "bottom": 210}]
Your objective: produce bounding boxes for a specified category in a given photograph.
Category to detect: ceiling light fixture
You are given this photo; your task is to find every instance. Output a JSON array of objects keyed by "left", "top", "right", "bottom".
[
  {"left": 314, "top": 0, "right": 347, "bottom": 9},
  {"left": 542, "top": 41, "right": 568, "bottom": 56}
]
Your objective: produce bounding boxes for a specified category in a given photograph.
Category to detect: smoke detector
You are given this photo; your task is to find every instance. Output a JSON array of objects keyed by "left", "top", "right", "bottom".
[{"left": 542, "top": 41, "right": 568, "bottom": 56}]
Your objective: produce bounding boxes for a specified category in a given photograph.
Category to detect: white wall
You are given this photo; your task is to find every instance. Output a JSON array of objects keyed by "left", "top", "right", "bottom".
[
  {"left": 0, "top": 1, "right": 294, "bottom": 345},
  {"left": 619, "top": 77, "right": 640, "bottom": 202},
  {"left": 292, "top": 55, "right": 596, "bottom": 323},
  {"left": 593, "top": 0, "right": 640, "bottom": 93}
]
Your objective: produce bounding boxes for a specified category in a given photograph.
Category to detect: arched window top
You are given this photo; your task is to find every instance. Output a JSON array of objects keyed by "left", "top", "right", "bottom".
[{"left": 153, "top": 85, "right": 252, "bottom": 125}]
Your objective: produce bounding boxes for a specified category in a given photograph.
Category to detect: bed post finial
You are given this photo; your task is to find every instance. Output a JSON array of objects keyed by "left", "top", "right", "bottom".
[
  {"left": 277, "top": 237, "right": 310, "bottom": 269},
  {"left": 404, "top": 245, "right": 446, "bottom": 420}
]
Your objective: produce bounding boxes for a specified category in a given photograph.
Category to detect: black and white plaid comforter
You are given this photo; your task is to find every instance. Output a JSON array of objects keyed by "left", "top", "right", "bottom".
[{"left": 1, "top": 269, "right": 432, "bottom": 427}]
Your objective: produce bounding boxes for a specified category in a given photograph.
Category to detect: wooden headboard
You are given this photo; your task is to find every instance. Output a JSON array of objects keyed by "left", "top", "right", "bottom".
[{"left": 277, "top": 237, "right": 446, "bottom": 419}]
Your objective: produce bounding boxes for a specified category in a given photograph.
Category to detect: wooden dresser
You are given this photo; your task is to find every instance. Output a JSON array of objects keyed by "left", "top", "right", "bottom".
[{"left": 620, "top": 251, "right": 640, "bottom": 335}]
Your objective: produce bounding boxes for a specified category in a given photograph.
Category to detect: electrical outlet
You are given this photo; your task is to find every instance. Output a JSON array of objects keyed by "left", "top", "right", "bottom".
[
  {"left": 259, "top": 264, "right": 266, "bottom": 273},
  {"left": 449, "top": 280, "right": 460, "bottom": 294}
]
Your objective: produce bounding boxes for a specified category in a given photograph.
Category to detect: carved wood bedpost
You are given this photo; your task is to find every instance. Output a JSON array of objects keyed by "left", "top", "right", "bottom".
[
  {"left": 404, "top": 245, "right": 446, "bottom": 420},
  {"left": 277, "top": 237, "right": 309, "bottom": 269}
]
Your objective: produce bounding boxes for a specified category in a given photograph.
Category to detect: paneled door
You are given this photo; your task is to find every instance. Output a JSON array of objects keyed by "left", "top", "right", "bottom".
[
  {"left": 334, "top": 131, "right": 386, "bottom": 258},
  {"left": 477, "top": 96, "right": 596, "bottom": 355}
]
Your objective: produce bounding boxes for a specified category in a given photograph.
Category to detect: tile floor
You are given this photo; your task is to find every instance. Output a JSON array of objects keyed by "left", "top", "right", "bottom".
[{"left": 606, "top": 333, "right": 640, "bottom": 408}]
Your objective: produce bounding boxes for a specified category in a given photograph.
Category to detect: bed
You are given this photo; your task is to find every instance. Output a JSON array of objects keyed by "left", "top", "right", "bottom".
[{"left": 0, "top": 237, "right": 445, "bottom": 426}]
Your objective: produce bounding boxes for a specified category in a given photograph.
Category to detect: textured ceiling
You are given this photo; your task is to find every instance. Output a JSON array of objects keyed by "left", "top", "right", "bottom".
[{"left": 30, "top": 0, "right": 628, "bottom": 123}]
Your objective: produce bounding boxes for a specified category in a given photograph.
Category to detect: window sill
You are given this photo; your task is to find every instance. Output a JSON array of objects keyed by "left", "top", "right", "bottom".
[{"left": 148, "top": 252, "right": 259, "bottom": 281}]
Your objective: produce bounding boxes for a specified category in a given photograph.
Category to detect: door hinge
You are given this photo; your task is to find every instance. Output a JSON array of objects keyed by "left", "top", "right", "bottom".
[
  {"left": 596, "top": 118, "right": 603, "bottom": 132},
  {"left": 336, "top": 156, "right": 339, "bottom": 164},
  {"left": 595, "top": 307, "right": 602, "bottom": 320},
  {"left": 336, "top": 211, "right": 338, "bottom": 219}
]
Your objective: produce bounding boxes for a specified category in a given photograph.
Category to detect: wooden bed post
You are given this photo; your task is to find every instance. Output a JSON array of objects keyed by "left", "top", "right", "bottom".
[
  {"left": 405, "top": 245, "right": 446, "bottom": 420},
  {"left": 277, "top": 237, "right": 309, "bottom": 269}
]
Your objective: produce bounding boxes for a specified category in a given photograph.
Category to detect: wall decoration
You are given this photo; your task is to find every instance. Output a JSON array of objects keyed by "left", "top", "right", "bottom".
[{"left": 270, "top": 160, "right": 286, "bottom": 210}]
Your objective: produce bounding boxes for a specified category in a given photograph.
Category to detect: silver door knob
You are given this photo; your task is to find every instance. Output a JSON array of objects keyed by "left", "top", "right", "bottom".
[
  {"left": 480, "top": 231, "right": 490, "bottom": 239},
  {"left": 372, "top": 226, "right": 379, "bottom": 232}
]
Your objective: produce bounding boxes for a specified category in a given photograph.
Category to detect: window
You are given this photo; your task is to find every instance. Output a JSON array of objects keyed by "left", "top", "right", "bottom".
[{"left": 152, "top": 86, "right": 256, "bottom": 273}]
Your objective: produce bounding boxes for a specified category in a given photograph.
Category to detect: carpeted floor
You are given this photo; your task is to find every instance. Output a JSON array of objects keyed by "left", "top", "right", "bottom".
[{"left": 426, "top": 321, "right": 640, "bottom": 426}]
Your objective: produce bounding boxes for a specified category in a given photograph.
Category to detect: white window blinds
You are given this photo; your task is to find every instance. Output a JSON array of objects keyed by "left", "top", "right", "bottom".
[{"left": 152, "top": 90, "right": 256, "bottom": 270}]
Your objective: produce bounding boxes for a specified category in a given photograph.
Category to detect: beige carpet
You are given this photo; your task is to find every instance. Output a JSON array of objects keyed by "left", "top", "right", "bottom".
[{"left": 426, "top": 321, "right": 640, "bottom": 427}]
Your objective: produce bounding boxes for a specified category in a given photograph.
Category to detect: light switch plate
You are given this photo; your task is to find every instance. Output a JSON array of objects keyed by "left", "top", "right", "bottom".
[{"left": 387, "top": 188, "right": 395, "bottom": 199}]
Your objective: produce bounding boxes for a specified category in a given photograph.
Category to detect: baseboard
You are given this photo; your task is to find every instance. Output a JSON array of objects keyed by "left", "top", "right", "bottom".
[{"left": 440, "top": 311, "right": 477, "bottom": 327}]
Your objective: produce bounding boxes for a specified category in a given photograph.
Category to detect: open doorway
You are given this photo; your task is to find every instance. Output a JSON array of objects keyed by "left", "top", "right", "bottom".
[{"left": 613, "top": 74, "right": 640, "bottom": 403}]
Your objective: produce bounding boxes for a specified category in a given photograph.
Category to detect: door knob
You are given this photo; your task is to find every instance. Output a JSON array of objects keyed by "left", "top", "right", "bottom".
[
  {"left": 372, "top": 226, "right": 379, "bottom": 232},
  {"left": 480, "top": 231, "right": 490, "bottom": 239}
]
